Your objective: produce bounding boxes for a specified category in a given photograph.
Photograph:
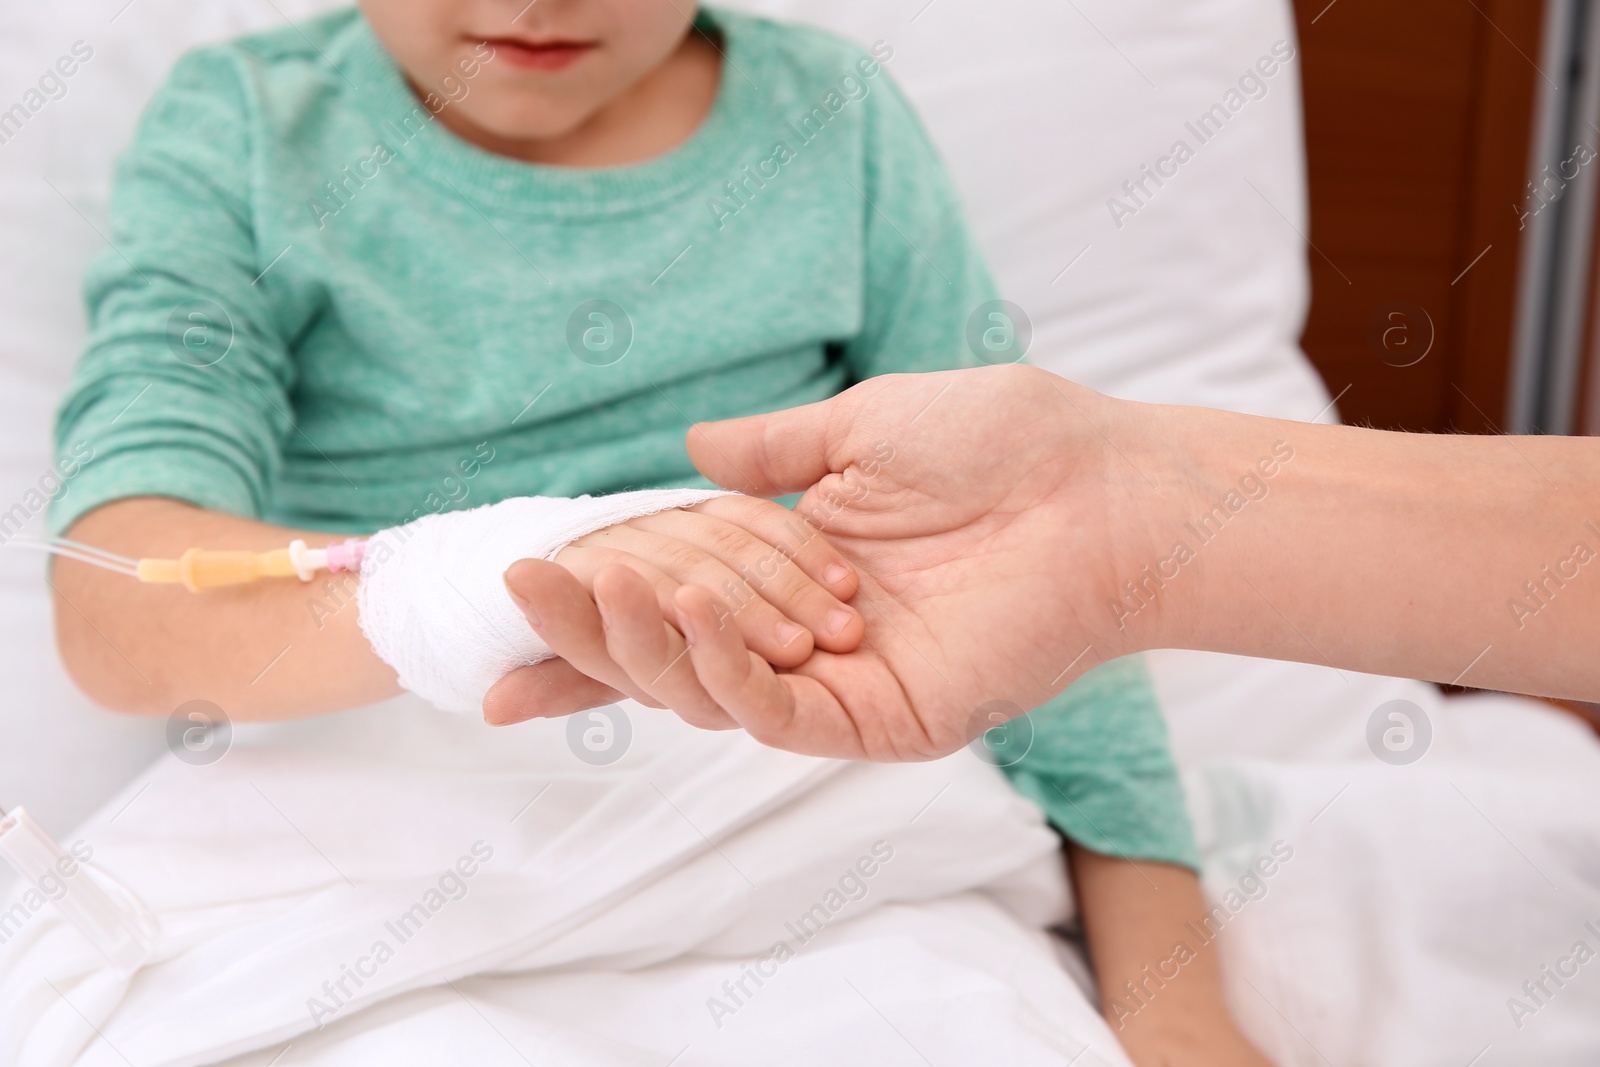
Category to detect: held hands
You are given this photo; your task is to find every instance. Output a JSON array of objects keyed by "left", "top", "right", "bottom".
[
  {"left": 489, "top": 494, "right": 865, "bottom": 724},
  {"left": 489, "top": 366, "right": 1197, "bottom": 759}
]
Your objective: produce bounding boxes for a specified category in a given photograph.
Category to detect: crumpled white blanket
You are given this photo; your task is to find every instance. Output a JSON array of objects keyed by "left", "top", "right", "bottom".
[
  {"left": 0, "top": 700, "right": 1134, "bottom": 1067},
  {"left": 358, "top": 489, "right": 732, "bottom": 714},
  {"left": 1185, "top": 742, "right": 1600, "bottom": 1067}
]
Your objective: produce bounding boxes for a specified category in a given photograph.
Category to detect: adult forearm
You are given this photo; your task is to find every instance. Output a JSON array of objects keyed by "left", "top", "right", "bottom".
[
  {"left": 1135, "top": 402, "right": 1600, "bottom": 700},
  {"left": 52, "top": 497, "right": 399, "bottom": 719},
  {"left": 491, "top": 366, "right": 1600, "bottom": 756}
]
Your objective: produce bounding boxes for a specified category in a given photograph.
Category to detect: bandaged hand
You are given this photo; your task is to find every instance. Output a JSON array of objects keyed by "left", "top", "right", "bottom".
[{"left": 357, "top": 489, "right": 861, "bottom": 715}]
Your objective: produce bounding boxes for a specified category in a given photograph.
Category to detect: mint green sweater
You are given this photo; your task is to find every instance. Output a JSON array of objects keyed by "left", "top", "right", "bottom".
[{"left": 51, "top": 6, "right": 1196, "bottom": 870}]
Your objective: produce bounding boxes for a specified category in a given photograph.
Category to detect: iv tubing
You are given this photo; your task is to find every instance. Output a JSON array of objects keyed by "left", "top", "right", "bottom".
[{"left": 3, "top": 535, "right": 367, "bottom": 592}]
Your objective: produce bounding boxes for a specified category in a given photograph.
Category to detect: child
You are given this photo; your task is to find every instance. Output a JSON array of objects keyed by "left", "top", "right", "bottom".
[{"left": 48, "top": 2, "right": 1266, "bottom": 1062}]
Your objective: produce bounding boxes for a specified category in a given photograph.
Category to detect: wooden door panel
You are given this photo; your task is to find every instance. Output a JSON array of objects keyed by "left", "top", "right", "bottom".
[{"left": 1291, "top": 0, "right": 1546, "bottom": 432}]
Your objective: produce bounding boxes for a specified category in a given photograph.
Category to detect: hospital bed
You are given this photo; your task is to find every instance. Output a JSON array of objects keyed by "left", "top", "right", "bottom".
[{"left": 2, "top": 1, "right": 1599, "bottom": 1064}]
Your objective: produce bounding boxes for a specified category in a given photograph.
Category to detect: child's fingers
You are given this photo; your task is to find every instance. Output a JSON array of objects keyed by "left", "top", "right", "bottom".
[
  {"left": 674, "top": 585, "right": 869, "bottom": 759},
  {"left": 591, "top": 565, "right": 738, "bottom": 731},
  {"left": 690, "top": 495, "right": 860, "bottom": 602},
  {"left": 560, "top": 535, "right": 820, "bottom": 668},
  {"left": 618, "top": 509, "right": 863, "bottom": 655},
  {"left": 501, "top": 559, "right": 668, "bottom": 711},
  {"left": 482, "top": 659, "right": 624, "bottom": 727}
]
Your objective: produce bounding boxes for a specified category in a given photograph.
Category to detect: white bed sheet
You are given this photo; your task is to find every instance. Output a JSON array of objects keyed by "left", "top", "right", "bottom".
[{"left": 2, "top": 703, "right": 1135, "bottom": 1067}]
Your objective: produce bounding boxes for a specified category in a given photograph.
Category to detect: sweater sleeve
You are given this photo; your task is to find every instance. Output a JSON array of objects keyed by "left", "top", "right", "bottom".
[
  {"left": 842, "top": 61, "right": 998, "bottom": 379},
  {"left": 49, "top": 47, "right": 296, "bottom": 537},
  {"left": 997, "top": 655, "right": 1200, "bottom": 872}
]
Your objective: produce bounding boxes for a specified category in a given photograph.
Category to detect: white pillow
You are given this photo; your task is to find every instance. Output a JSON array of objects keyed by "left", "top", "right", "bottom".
[
  {"left": 727, "top": 0, "right": 1328, "bottom": 418},
  {"left": 0, "top": 0, "right": 1320, "bottom": 833}
]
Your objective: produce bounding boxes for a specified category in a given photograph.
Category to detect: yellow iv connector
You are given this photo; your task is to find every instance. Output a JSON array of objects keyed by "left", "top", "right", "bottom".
[
  {"left": 6, "top": 537, "right": 368, "bottom": 592},
  {"left": 137, "top": 547, "right": 304, "bottom": 592}
]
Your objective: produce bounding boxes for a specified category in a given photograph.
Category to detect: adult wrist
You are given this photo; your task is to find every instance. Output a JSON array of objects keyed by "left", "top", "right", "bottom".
[{"left": 1095, "top": 398, "right": 1267, "bottom": 657}]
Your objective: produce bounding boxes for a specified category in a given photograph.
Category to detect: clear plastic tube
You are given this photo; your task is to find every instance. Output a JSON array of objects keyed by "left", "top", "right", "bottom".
[{"left": 3, "top": 536, "right": 139, "bottom": 576}]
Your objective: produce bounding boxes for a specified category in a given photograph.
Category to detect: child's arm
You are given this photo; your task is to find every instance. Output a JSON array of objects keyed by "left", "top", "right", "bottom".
[
  {"left": 54, "top": 494, "right": 859, "bottom": 720},
  {"left": 55, "top": 498, "right": 400, "bottom": 719},
  {"left": 987, "top": 660, "right": 1269, "bottom": 1063},
  {"left": 1068, "top": 846, "right": 1273, "bottom": 1067}
]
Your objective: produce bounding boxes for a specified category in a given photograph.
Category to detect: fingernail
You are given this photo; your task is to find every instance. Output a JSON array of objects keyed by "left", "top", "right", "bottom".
[
  {"left": 503, "top": 578, "right": 540, "bottom": 626},
  {"left": 824, "top": 564, "right": 850, "bottom": 585},
  {"left": 680, "top": 612, "right": 700, "bottom": 646},
  {"left": 828, "top": 609, "right": 854, "bottom": 636},
  {"left": 776, "top": 621, "right": 805, "bottom": 647},
  {"left": 596, "top": 600, "right": 612, "bottom": 631}
]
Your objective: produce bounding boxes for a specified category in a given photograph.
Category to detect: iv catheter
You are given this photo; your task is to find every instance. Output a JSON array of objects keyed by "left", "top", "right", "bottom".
[
  {"left": 4, "top": 535, "right": 367, "bottom": 592},
  {"left": 0, "top": 804, "right": 159, "bottom": 972}
]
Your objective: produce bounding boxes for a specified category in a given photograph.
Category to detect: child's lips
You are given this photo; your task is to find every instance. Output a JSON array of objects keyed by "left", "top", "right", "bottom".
[{"left": 480, "top": 37, "right": 596, "bottom": 71}]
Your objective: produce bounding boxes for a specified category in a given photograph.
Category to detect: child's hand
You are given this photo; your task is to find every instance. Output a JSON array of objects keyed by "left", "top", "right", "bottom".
[
  {"left": 1114, "top": 1014, "right": 1276, "bottom": 1067},
  {"left": 555, "top": 497, "right": 863, "bottom": 663},
  {"left": 521, "top": 496, "right": 862, "bottom": 719}
]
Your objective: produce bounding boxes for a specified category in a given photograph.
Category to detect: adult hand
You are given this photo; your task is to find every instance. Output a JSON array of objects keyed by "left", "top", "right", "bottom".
[
  {"left": 488, "top": 364, "right": 1600, "bottom": 748},
  {"left": 488, "top": 365, "right": 1195, "bottom": 758}
]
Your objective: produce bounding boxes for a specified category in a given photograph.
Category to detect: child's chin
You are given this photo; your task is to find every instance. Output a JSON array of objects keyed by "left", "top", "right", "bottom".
[{"left": 462, "top": 100, "right": 599, "bottom": 146}]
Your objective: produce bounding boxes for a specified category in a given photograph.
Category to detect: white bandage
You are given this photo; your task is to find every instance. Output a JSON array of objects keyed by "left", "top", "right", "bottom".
[{"left": 357, "top": 489, "right": 732, "bottom": 713}]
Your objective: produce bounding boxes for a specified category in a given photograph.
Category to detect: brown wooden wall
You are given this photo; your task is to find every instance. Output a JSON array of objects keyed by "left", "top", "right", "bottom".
[{"left": 1291, "top": 0, "right": 1547, "bottom": 433}]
